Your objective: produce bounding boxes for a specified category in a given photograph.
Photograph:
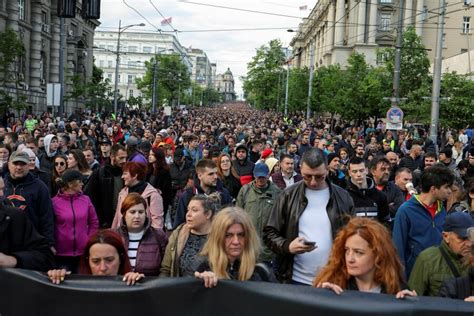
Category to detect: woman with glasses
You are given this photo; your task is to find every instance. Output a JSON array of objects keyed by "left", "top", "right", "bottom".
[
  {"left": 216, "top": 153, "right": 241, "bottom": 199},
  {"left": 52, "top": 170, "right": 99, "bottom": 272},
  {"left": 160, "top": 193, "right": 220, "bottom": 277},
  {"left": 51, "top": 155, "right": 67, "bottom": 196},
  {"left": 313, "top": 217, "right": 416, "bottom": 299}
]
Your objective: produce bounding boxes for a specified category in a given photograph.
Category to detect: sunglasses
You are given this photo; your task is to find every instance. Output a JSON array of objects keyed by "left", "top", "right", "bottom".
[{"left": 55, "top": 162, "right": 66, "bottom": 166}]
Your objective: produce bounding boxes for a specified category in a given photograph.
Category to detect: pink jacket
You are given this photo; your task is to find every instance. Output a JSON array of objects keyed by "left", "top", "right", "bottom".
[
  {"left": 52, "top": 191, "right": 99, "bottom": 257},
  {"left": 111, "top": 183, "right": 164, "bottom": 230}
]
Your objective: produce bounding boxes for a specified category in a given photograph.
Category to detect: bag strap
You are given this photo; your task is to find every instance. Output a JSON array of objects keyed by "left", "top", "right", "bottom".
[{"left": 439, "top": 246, "right": 461, "bottom": 278}]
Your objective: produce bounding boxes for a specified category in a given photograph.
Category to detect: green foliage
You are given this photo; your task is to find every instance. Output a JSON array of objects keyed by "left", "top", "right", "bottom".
[
  {"left": 136, "top": 54, "right": 191, "bottom": 107},
  {"left": 286, "top": 67, "right": 309, "bottom": 113},
  {"left": 439, "top": 72, "right": 474, "bottom": 128},
  {"left": 0, "top": 28, "right": 28, "bottom": 112},
  {"left": 243, "top": 39, "right": 286, "bottom": 109},
  {"left": 312, "top": 64, "right": 345, "bottom": 115}
]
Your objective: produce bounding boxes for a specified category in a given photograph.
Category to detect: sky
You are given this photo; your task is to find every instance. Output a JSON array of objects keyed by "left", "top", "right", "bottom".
[{"left": 99, "top": 0, "right": 319, "bottom": 98}]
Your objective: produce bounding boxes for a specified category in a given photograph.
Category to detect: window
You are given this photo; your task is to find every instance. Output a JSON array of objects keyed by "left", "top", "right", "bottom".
[
  {"left": 127, "top": 75, "right": 133, "bottom": 84},
  {"left": 380, "top": 0, "right": 392, "bottom": 3},
  {"left": 108, "top": 61, "right": 113, "bottom": 68},
  {"left": 463, "top": 16, "right": 471, "bottom": 34},
  {"left": 379, "top": 14, "right": 391, "bottom": 31},
  {"left": 128, "top": 46, "right": 137, "bottom": 53},
  {"left": 99, "top": 60, "right": 104, "bottom": 67},
  {"left": 143, "top": 46, "right": 152, "bottom": 53},
  {"left": 99, "top": 44, "right": 105, "bottom": 49},
  {"left": 129, "top": 90, "right": 134, "bottom": 97},
  {"left": 107, "top": 45, "right": 114, "bottom": 51},
  {"left": 442, "top": 33, "right": 446, "bottom": 48},
  {"left": 422, "top": 6, "right": 428, "bottom": 21},
  {"left": 465, "top": 0, "right": 472, "bottom": 6},
  {"left": 18, "top": 0, "right": 25, "bottom": 20},
  {"left": 461, "top": 48, "right": 468, "bottom": 53},
  {"left": 107, "top": 74, "right": 112, "bottom": 81}
]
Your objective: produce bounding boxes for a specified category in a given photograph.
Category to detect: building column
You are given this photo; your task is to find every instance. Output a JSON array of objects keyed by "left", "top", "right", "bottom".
[
  {"left": 415, "top": 0, "right": 424, "bottom": 36},
  {"left": 335, "top": 0, "right": 345, "bottom": 45},
  {"left": 326, "top": 2, "right": 335, "bottom": 53},
  {"left": 368, "top": 0, "right": 378, "bottom": 44},
  {"left": 30, "top": 2, "right": 43, "bottom": 90},
  {"left": 6, "top": 0, "right": 19, "bottom": 31},
  {"left": 405, "top": 0, "right": 413, "bottom": 27},
  {"left": 50, "top": 11, "right": 60, "bottom": 83},
  {"left": 356, "top": 0, "right": 366, "bottom": 43}
]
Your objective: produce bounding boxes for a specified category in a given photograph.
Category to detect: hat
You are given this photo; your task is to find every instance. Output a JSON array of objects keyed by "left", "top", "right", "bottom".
[
  {"left": 21, "top": 148, "right": 36, "bottom": 159},
  {"left": 261, "top": 148, "right": 273, "bottom": 159},
  {"left": 265, "top": 157, "right": 279, "bottom": 173},
  {"left": 327, "top": 153, "right": 338, "bottom": 164},
  {"left": 253, "top": 162, "right": 270, "bottom": 178},
  {"left": 9, "top": 151, "right": 30, "bottom": 164},
  {"left": 236, "top": 144, "right": 248, "bottom": 153},
  {"left": 126, "top": 136, "right": 139, "bottom": 147},
  {"left": 443, "top": 212, "right": 474, "bottom": 238},
  {"left": 99, "top": 137, "right": 111, "bottom": 145},
  {"left": 60, "top": 170, "right": 83, "bottom": 184},
  {"left": 158, "top": 129, "right": 168, "bottom": 138}
]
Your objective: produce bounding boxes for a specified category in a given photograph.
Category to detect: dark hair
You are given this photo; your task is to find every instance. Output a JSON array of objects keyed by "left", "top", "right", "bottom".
[
  {"left": 300, "top": 148, "right": 327, "bottom": 168},
  {"left": 395, "top": 167, "right": 412, "bottom": 177},
  {"left": 25, "top": 136, "right": 38, "bottom": 146},
  {"left": 149, "top": 147, "right": 170, "bottom": 176},
  {"left": 79, "top": 230, "right": 131, "bottom": 275},
  {"left": 349, "top": 157, "right": 366, "bottom": 168},
  {"left": 368, "top": 156, "right": 389, "bottom": 171},
  {"left": 123, "top": 162, "right": 147, "bottom": 181},
  {"left": 69, "top": 149, "right": 91, "bottom": 174},
  {"left": 420, "top": 164, "right": 454, "bottom": 193},
  {"left": 111, "top": 144, "right": 126, "bottom": 156},
  {"left": 189, "top": 192, "right": 221, "bottom": 219},
  {"left": 424, "top": 152, "right": 437, "bottom": 160},
  {"left": 196, "top": 159, "right": 217, "bottom": 173},
  {"left": 279, "top": 153, "right": 293, "bottom": 163}
]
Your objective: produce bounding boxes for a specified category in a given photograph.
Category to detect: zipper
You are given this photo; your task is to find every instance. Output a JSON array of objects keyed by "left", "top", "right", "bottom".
[{"left": 70, "top": 196, "right": 77, "bottom": 256}]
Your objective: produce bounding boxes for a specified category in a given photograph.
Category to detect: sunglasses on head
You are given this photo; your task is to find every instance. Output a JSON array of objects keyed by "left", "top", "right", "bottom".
[{"left": 55, "top": 162, "right": 65, "bottom": 166}]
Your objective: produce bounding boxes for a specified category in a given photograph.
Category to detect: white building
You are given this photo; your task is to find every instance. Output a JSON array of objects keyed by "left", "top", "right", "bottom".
[
  {"left": 186, "top": 47, "right": 215, "bottom": 88},
  {"left": 93, "top": 30, "right": 191, "bottom": 106}
]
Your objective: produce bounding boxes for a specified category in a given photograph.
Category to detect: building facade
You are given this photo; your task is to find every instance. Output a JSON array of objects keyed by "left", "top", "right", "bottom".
[
  {"left": 215, "top": 67, "right": 235, "bottom": 102},
  {"left": 290, "top": 0, "right": 473, "bottom": 69},
  {"left": 0, "top": 0, "right": 99, "bottom": 114},
  {"left": 186, "top": 47, "right": 214, "bottom": 88}
]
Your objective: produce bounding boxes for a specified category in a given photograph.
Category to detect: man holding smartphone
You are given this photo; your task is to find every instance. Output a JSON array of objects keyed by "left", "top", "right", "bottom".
[{"left": 264, "top": 148, "right": 354, "bottom": 285}]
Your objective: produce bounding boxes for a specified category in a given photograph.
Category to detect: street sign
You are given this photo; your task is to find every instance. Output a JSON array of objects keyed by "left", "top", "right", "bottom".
[
  {"left": 47, "top": 83, "right": 61, "bottom": 107},
  {"left": 386, "top": 106, "right": 403, "bottom": 130}
]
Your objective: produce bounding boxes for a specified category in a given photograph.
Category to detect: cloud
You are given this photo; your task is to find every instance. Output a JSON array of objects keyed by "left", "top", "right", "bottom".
[{"left": 99, "top": 0, "right": 317, "bottom": 97}]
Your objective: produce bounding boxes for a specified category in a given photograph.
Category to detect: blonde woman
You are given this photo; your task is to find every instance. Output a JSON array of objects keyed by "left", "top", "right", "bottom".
[{"left": 194, "top": 207, "right": 275, "bottom": 287}]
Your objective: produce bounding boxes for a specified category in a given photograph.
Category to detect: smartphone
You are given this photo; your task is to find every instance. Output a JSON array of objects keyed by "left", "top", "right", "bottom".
[{"left": 303, "top": 240, "right": 316, "bottom": 247}]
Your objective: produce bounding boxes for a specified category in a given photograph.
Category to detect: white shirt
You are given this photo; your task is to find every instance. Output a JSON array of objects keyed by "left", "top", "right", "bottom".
[
  {"left": 282, "top": 172, "right": 298, "bottom": 188},
  {"left": 292, "top": 187, "right": 332, "bottom": 285},
  {"left": 127, "top": 231, "right": 144, "bottom": 268}
]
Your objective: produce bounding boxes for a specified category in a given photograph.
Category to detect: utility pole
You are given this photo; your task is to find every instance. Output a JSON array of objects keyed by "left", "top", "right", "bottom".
[
  {"left": 306, "top": 42, "right": 315, "bottom": 119},
  {"left": 113, "top": 20, "right": 122, "bottom": 115},
  {"left": 430, "top": 0, "right": 446, "bottom": 146},
  {"left": 59, "top": 17, "right": 65, "bottom": 116},
  {"left": 392, "top": 0, "right": 405, "bottom": 107},
  {"left": 284, "top": 62, "right": 290, "bottom": 116}
]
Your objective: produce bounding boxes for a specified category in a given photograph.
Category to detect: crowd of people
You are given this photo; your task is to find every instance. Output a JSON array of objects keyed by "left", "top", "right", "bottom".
[{"left": 1, "top": 102, "right": 474, "bottom": 303}]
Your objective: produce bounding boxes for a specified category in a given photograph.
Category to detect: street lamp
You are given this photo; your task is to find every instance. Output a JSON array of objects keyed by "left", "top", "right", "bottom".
[{"left": 113, "top": 20, "right": 145, "bottom": 115}]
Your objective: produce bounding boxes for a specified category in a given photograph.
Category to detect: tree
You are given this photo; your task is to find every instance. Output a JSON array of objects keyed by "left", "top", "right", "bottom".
[
  {"left": 0, "top": 28, "right": 28, "bottom": 113},
  {"left": 439, "top": 72, "right": 474, "bottom": 128},
  {"left": 243, "top": 39, "right": 286, "bottom": 109},
  {"left": 286, "top": 67, "right": 309, "bottom": 113},
  {"left": 312, "top": 64, "right": 346, "bottom": 116},
  {"left": 136, "top": 54, "right": 191, "bottom": 108}
]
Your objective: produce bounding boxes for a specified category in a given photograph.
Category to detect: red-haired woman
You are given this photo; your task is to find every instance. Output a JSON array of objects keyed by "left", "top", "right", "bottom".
[
  {"left": 115, "top": 193, "right": 168, "bottom": 276},
  {"left": 147, "top": 147, "right": 172, "bottom": 216},
  {"left": 47, "top": 229, "right": 144, "bottom": 286},
  {"left": 111, "top": 162, "right": 164, "bottom": 230},
  {"left": 313, "top": 217, "right": 417, "bottom": 299}
]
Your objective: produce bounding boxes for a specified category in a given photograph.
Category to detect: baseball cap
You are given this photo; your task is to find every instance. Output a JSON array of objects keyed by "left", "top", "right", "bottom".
[
  {"left": 99, "top": 137, "right": 111, "bottom": 145},
  {"left": 10, "top": 151, "right": 30, "bottom": 164},
  {"left": 443, "top": 212, "right": 474, "bottom": 238},
  {"left": 253, "top": 162, "right": 270, "bottom": 178}
]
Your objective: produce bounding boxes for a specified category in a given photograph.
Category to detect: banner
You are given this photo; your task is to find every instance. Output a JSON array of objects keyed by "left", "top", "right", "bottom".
[{"left": 0, "top": 269, "right": 472, "bottom": 316}]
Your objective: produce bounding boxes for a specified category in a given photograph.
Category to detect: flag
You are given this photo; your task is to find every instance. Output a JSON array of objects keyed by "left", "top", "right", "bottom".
[
  {"left": 299, "top": 5, "right": 307, "bottom": 10},
  {"left": 160, "top": 17, "right": 172, "bottom": 26}
]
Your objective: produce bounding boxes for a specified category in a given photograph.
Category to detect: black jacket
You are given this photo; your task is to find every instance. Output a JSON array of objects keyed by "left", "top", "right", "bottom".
[
  {"left": 263, "top": 180, "right": 354, "bottom": 283},
  {"left": 0, "top": 204, "right": 54, "bottom": 271},
  {"left": 84, "top": 163, "right": 124, "bottom": 228},
  {"left": 439, "top": 268, "right": 474, "bottom": 300},
  {"left": 196, "top": 258, "right": 276, "bottom": 282},
  {"left": 346, "top": 178, "right": 391, "bottom": 226},
  {"left": 148, "top": 168, "right": 173, "bottom": 214},
  {"left": 377, "top": 180, "right": 404, "bottom": 218}
]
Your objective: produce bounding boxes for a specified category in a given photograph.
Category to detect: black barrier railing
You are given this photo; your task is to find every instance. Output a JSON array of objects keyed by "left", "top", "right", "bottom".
[{"left": 0, "top": 269, "right": 472, "bottom": 316}]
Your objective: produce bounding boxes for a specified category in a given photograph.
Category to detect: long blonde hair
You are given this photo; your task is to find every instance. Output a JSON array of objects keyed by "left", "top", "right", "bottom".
[{"left": 200, "top": 207, "right": 261, "bottom": 280}]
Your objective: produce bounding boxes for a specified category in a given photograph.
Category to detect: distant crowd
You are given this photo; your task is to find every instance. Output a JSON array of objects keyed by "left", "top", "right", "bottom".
[{"left": 1, "top": 102, "right": 474, "bottom": 302}]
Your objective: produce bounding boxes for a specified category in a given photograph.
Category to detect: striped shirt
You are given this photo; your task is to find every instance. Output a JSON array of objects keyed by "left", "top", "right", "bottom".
[{"left": 128, "top": 231, "right": 145, "bottom": 268}]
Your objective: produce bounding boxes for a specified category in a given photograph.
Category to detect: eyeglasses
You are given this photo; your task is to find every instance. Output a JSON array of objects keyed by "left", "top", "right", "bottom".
[
  {"left": 55, "top": 162, "right": 66, "bottom": 166},
  {"left": 301, "top": 173, "right": 327, "bottom": 182}
]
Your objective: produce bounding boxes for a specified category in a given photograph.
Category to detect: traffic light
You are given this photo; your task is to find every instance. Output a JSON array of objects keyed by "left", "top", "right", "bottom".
[
  {"left": 57, "top": 0, "right": 76, "bottom": 18},
  {"left": 82, "top": 0, "right": 101, "bottom": 19}
]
